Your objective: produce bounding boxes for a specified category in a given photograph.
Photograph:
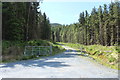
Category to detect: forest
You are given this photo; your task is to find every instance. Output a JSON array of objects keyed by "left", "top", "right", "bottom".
[
  {"left": 1, "top": 2, "right": 120, "bottom": 69},
  {"left": 2, "top": 2, "right": 65, "bottom": 62},
  {"left": 51, "top": 2, "right": 120, "bottom": 46},
  {"left": 2, "top": 2, "right": 51, "bottom": 41}
]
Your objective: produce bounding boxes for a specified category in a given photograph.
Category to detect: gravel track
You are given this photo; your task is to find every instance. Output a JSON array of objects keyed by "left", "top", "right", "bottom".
[{"left": 0, "top": 45, "right": 118, "bottom": 78}]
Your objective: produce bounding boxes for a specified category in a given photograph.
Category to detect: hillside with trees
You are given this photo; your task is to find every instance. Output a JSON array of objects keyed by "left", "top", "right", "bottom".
[
  {"left": 51, "top": 23, "right": 62, "bottom": 27},
  {"left": 51, "top": 2, "right": 120, "bottom": 46}
]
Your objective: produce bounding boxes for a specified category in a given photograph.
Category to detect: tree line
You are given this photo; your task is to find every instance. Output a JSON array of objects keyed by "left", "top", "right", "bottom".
[
  {"left": 2, "top": 2, "right": 51, "bottom": 41},
  {"left": 51, "top": 2, "right": 120, "bottom": 46}
]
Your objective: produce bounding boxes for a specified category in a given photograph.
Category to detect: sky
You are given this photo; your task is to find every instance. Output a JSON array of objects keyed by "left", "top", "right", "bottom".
[{"left": 39, "top": 0, "right": 112, "bottom": 25}]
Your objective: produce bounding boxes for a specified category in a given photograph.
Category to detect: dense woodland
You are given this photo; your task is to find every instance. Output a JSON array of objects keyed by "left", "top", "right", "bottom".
[
  {"left": 2, "top": 2, "right": 51, "bottom": 41},
  {"left": 2, "top": 2, "right": 120, "bottom": 46},
  {"left": 52, "top": 2, "right": 120, "bottom": 46}
]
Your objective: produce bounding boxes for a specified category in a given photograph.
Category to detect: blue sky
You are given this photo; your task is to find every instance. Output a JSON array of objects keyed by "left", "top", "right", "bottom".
[{"left": 40, "top": 1, "right": 111, "bottom": 25}]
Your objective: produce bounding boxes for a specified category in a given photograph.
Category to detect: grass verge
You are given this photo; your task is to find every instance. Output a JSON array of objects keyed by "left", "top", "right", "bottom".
[
  {"left": 2, "top": 40, "right": 65, "bottom": 63},
  {"left": 58, "top": 42, "right": 119, "bottom": 70}
]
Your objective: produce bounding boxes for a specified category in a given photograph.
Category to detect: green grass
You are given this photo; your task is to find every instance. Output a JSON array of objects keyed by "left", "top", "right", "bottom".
[
  {"left": 58, "top": 42, "right": 119, "bottom": 70},
  {"left": 2, "top": 40, "right": 65, "bottom": 63}
]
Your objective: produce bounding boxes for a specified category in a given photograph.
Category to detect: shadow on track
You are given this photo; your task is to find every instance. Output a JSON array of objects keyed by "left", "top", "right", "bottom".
[{"left": 0, "top": 48, "right": 88, "bottom": 69}]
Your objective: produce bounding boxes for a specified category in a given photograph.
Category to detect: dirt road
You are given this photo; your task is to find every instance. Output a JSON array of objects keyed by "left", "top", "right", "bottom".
[{"left": 0, "top": 45, "right": 118, "bottom": 78}]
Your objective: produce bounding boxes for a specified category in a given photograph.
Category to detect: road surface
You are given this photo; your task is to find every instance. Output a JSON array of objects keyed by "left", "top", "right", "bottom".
[{"left": 0, "top": 45, "right": 118, "bottom": 78}]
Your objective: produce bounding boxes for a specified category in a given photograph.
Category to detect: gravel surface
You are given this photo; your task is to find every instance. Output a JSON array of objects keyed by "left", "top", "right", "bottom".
[{"left": 0, "top": 45, "right": 118, "bottom": 78}]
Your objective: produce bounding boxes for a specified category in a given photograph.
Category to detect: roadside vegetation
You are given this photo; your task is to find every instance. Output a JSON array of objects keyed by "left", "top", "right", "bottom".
[
  {"left": 2, "top": 40, "right": 65, "bottom": 63},
  {"left": 58, "top": 42, "right": 120, "bottom": 70},
  {"left": 2, "top": 3, "right": 65, "bottom": 63}
]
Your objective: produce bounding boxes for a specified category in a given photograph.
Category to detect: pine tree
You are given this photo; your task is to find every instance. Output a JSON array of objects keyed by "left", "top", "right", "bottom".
[
  {"left": 98, "top": 5, "right": 104, "bottom": 45},
  {"left": 103, "top": 4, "right": 109, "bottom": 46}
]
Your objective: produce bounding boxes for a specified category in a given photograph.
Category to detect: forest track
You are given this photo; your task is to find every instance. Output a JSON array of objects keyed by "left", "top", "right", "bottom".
[{"left": 0, "top": 45, "right": 118, "bottom": 78}]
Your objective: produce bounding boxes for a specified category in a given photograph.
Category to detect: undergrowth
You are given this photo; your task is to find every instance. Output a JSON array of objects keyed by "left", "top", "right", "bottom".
[{"left": 2, "top": 40, "right": 65, "bottom": 63}]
